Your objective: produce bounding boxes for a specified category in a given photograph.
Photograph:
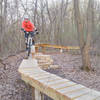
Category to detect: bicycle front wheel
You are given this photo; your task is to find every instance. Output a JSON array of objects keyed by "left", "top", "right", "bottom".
[{"left": 28, "top": 40, "right": 31, "bottom": 57}]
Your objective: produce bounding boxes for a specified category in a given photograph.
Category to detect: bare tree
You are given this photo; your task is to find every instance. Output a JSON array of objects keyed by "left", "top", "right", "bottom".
[
  {"left": 0, "top": 0, "right": 3, "bottom": 54},
  {"left": 74, "top": 0, "right": 93, "bottom": 71},
  {"left": 0, "top": 0, "right": 99, "bottom": 61}
]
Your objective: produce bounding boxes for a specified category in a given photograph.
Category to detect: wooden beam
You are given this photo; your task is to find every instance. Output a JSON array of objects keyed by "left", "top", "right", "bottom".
[{"left": 36, "top": 44, "right": 80, "bottom": 53}]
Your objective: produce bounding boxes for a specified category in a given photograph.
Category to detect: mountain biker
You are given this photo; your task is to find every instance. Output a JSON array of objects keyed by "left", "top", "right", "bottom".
[{"left": 21, "top": 15, "right": 38, "bottom": 50}]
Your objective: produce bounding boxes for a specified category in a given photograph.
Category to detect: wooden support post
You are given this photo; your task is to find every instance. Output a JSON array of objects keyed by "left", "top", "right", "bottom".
[
  {"left": 35, "top": 46, "right": 39, "bottom": 53},
  {"left": 40, "top": 92, "right": 44, "bottom": 100},
  {"left": 32, "top": 53, "right": 35, "bottom": 59},
  {"left": 35, "top": 89, "right": 44, "bottom": 100},
  {"left": 42, "top": 47, "right": 45, "bottom": 54},
  {"left": 31, "top": 46, "right": 35, "bottom": 58},
  {"left": 60, "top": 49, "right": 63, "bottom": 53},
  {"left": 66, "top": 48, "right": 68, "bottom": 52},
  {"left": 32, "top": 87, "right": 35, "bottom": 100}
]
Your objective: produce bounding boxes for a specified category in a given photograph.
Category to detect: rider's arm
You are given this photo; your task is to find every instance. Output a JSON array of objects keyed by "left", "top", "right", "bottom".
[
  {"left": 29, "top": 21, "right": 35, "bottom": 31},
  {"left": 21, "top": 22, "right": 26, "bottom": 32},
  {"left": 22, "top": 21, "right": 25, "bottom": 29},
  {"left": 30, "top": 21, "right": 39, "bottom": 34}
]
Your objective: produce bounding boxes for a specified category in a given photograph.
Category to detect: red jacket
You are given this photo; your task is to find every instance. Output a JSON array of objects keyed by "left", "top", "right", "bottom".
[{"left": 22, "top": 20, "right": 35, "bottom": 32}]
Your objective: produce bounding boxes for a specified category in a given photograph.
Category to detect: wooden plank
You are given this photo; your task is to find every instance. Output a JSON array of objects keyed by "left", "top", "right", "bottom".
[
  {"left": 32, "top": 74, "right": 55, "bottom": 80},
  {"left": 47, "top": 79, "right": 70, "bottom": 85},
  {"left": 74, "top": 90, "right": 100, "bottom": 100},
  {"left": 58, "top": 84, "right": 85, "bottom": 93},
  {"left": 40, "top": 78, "right": 66, "bottom": 85},
  {"left": 49, "top": 80, "right": 70, "bottom": 86},
  {"left": 40, "top": 79, "right": 63, "bottom": 85},
  {"left": 20, "top": 69, "right": 45, "bottom": 74},
  {"left": 19, "top": 70, "right": 44, "bottom": 76},
  {"left": 36, "top": 74, "right": 58, "bottom": 80},
  {"left": 38, "top": 77, "right": 61, "bottom": 84},
  {"left": 94, "top": 96, "right": 100, "bottom": 100},
  {"left": 35, "top": 54, "right": 51, "bottom": 59},
  {"left": 19, "top": 68, "right": 41, "bottom": 72},
  {"left": 64, "top": 88, "right": 86, "bottom": 94},
  {"left": 19, "top": 59, "right": 38, "bottom": 68},
  {"left": 65, "top": 88, "right": 91, "bottom": 99},
  {"left": 52, "top": 81, "right": 77, "bottom": 90},
  {"left": 31, "top": 73, "right": 51, "bottom": 77}
]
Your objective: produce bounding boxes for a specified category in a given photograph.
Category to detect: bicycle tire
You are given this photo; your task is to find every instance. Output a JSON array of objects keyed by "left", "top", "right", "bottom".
[{"left": 28, "top": 40, "right": 31, "bottom": 57}]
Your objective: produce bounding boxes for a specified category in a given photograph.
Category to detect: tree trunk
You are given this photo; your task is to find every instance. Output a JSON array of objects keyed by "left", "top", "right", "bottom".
[
  {"left": 81, "top": 45, "right": 91, "bottom": 71},
  {"left": 73, "top": 0, "right": 91, "bottom": 71},
  {"left": 0, "top": 0, "right": 3, "bottom": 56}
]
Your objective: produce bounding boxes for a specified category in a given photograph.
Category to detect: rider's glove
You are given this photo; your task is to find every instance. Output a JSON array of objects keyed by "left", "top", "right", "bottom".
[
  {"left": 21, "top": 28, "right": 24, "bottom": 31},
  {"left": 35, "top": 29, "right": 37, "bottom": 31},
  {"left": 34, "top": 29, "right": 39, "bottom": 34},
  {"left": 21, "top": 28, "right": 26, "bottom": 33}
]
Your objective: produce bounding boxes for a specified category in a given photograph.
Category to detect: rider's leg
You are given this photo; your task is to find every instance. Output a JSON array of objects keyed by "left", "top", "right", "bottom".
[
  {"left": 25, "top": 32, "right": 28, "bottom": 50},
  {"left": 30, "top": 31, "right": 35, "bottom": 58},
  {"left": 30, "top": 31, "right": 35, "bottom": 45},
  {"left": 32, "top": 39, "right": 35, "bottom": 58},
  {"left": 32, "top": 39, "right": 35, "bottom": 45}
]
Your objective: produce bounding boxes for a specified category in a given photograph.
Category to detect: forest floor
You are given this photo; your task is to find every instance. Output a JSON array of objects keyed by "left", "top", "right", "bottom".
[
  {"left": 0, "top": 52, "right": 100, "bottom": 100},
  {"left": 47, "top": 53, "right": 100, "bottom": 91}
]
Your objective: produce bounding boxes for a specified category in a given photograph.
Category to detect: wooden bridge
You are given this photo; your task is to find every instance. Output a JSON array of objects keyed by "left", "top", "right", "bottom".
[
  {"left": 35, "top": 44, "right": 80, "bottom": 53},
  {"left": 18, "top": 53, "right": 100, "bottom": 100}
]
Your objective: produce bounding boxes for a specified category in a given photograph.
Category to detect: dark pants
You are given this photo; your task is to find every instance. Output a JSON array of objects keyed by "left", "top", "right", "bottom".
[
  {"left": 24, "top": 31, "right": 35, "bottom": 50},
  {"left": 24, "top": 31, "right": 34, "bottom": 38}
]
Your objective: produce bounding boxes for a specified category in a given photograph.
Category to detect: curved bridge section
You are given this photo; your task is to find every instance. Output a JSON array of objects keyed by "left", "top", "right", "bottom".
[{"left": 18, "top": 55, "right": 100, "bottom": 100}]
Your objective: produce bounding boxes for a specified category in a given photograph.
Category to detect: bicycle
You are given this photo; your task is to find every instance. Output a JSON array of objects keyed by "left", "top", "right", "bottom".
[{"left": 21, "top": 29, "right": 39, "bottom": 58}]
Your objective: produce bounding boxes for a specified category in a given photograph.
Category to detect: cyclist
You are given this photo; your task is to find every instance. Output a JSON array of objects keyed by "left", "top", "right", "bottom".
[{"left": 21, "top": 15, "right": 38, "bottom": 50}]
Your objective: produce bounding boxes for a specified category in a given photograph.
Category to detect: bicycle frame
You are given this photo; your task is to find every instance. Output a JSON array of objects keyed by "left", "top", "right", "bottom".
[
  {"left": 27, "top": 34, "right": 33, "bottom": 47},
  {"left": 27, "top": 32, "right": 36, "bottom": 58}
]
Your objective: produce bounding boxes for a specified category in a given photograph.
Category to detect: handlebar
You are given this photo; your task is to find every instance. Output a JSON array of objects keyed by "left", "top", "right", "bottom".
[{"left": 21, "top": 28, "right": 39, "bottom": 35}]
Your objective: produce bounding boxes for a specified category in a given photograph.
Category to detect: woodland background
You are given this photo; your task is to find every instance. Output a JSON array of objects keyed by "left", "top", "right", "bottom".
[{"left": 0, "top": 0, "right": 100, "bottom": 59}]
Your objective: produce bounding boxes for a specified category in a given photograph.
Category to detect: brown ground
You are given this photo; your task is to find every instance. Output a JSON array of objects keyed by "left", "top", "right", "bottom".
[
  {"left": 0, "top": 52, "right": 100, "bottom": 100},
  {"left": 0, "top": 53, "right": 32, "bottom": 100}
]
